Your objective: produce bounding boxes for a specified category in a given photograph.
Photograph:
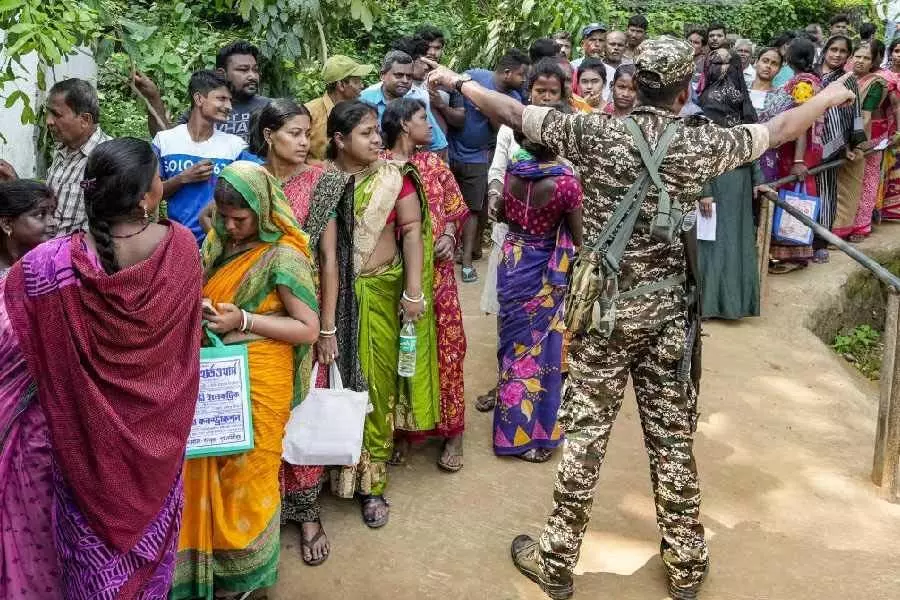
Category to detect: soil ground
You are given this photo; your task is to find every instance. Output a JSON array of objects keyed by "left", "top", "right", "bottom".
[{"left": 273, "top": 225, "right": 900, "bottom": 600}]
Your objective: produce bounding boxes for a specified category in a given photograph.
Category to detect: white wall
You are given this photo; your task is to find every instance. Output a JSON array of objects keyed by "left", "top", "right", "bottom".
[{"left": 0, "top": 36, "right": 98, "bottom": 179}]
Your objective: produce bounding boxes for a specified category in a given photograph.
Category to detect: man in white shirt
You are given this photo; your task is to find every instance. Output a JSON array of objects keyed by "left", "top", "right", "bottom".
[
  {"left": 603, "top": 31, "right": 628, "bottom": 100},
  {"left": 735, "top": 39, "right": 756, "bottom": 86},
  {"left": 153, "top": 70, "right": 250, "bottom": 244}
]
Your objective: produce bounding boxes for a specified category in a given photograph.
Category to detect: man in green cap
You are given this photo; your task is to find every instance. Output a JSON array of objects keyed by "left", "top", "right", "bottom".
[
  {"left": 424, "top": 36, "right": 855, "bottom": 600},
  {"left": 305, "top": 55, "right": 373, "bottom": 161}
]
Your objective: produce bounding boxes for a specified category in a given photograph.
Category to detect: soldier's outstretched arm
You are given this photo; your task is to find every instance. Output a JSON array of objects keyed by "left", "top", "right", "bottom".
[
  {"left": 424, "top": 59, "right": 526, "bottom": 131},
  {"left": 765, "top": 72, "right": 856, "bottom": 148}
]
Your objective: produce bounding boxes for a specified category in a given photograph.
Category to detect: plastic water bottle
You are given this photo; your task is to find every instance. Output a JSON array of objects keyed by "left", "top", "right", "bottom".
[{"left": 398, "top": 320, "right": 417, "bottom": 377}]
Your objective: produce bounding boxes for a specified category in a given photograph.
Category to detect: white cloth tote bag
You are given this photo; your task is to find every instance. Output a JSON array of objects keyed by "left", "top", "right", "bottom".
[{"left": 282, "top": 362, "right": 370, "bottom": 466}]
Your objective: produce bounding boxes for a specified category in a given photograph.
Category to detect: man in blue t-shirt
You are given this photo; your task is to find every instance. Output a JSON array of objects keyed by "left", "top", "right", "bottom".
[
  {"left": 360, "top": 50, "right": 449, "bottom": 155},
  {"left": 447, "top": 48, "right": 529, "bottom": 283},
  {"left": 153, "top": 70, "right": 251, "bottom": 244}
]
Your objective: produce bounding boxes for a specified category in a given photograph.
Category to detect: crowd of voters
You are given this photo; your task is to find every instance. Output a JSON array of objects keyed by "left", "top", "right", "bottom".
[{"left": 0, "top": 10, "right": 880, "bottom": 600}]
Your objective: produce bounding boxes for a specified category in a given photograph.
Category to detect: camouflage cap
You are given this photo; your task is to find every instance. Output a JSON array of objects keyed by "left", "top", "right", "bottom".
[{"left": 634, "top": 36, "right": 694, "bottom": 89}]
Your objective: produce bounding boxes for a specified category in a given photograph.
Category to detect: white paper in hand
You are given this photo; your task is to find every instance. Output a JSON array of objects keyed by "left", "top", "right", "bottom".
[{"left": 696, "top": 206, "right": 717, "bottom": 241}]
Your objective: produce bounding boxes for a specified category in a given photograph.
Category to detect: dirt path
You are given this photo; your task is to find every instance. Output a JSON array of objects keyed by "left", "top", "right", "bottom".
[{"left": 273, "top": 227, "right": 900, "bottom": 599}]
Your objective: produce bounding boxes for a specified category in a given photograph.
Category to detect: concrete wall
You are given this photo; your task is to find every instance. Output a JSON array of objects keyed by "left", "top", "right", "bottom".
[{"left": 0, "top": 35, "right": 98, "bottom": 179}]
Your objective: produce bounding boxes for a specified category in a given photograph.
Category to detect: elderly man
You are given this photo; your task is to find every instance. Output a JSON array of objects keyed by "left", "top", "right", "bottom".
[
  {"left": 425, "top": 36, "right": 855, "bottom": 600},
  {"left": 44, "top": 78, "right": 111, "bottom": 236},
  {"left": 735, "top": 39, "right": 756, "bottom": 85},
  {"left": 571, "top": 23, "right": 607, "bottom": 69},
  {"left": 603, "top": 31, "right": 629, "bottom": 99},
  {"left": 360, "top": 50, "right": 448, "bottom": 154}
]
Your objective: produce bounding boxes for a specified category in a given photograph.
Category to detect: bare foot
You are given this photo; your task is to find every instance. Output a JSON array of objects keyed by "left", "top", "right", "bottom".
[{"left": 438, "top": 435, "right": 464, "bottom": 472}]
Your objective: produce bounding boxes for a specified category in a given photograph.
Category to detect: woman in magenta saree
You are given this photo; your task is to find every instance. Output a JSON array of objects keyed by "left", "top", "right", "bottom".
[
  {"left": 3, "top": 139, "right": 202, "bottom": 599},
  {"left": 0, "top": 180, "right": 60, "bottom": 599},
  {"left": 493, "top": 138, "right": 583, "bottom": 462}
]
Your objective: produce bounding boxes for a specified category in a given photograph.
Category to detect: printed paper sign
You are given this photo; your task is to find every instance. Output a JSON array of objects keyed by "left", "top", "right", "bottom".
[{"left": 186, "top": 350, "right": 254, "bottom": 458}]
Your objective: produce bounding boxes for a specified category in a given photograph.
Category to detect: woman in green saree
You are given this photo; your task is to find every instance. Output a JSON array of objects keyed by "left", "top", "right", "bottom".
[{"left": 320, "top": 100, "right": 439, "bottom": 528}]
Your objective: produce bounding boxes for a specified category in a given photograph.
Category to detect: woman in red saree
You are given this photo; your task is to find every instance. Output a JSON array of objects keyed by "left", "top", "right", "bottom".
[
  {"left": 848, "top": 41, "right": 897, "bottom": 240},
  {"left": 880, "top": 39, "right": 900, "bottom": 221},
  {"left": 251, "top": 98, "right": 343, "bottom": 565},
  {"left": 4, "top": 138, "right": 202, "bottom": 598},
  {"left": 382, "top": 98, "right": 468, "bottom": 471}
]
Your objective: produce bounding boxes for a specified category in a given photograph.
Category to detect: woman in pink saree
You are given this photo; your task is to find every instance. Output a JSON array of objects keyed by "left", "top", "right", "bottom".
[{"left": 0, "top": 180, "right": 59, "bottom": 599}]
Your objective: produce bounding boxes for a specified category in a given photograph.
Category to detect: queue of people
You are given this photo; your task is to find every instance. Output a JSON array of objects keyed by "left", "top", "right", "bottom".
[{"left": 0, "top": 12, "right": 886, "bottom": 600}]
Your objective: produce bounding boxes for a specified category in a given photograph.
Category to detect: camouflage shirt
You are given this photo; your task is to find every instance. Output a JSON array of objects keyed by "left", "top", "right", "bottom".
[{"left": 523, "top": 104, "right": 768, "bottom": 327}]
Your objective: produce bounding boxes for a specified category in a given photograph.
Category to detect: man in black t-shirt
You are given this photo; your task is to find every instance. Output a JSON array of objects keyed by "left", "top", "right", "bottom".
[{"left": 135, "top": 40, "right": 269, "bottom": 143}]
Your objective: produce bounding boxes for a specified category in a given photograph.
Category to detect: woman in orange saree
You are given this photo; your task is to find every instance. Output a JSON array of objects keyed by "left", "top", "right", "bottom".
[{"left": 173, "top": 161, "right": 319, "bottom": 600}]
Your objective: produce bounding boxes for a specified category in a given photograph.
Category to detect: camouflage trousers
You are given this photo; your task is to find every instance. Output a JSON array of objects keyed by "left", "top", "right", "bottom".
[{"left": 537, "top": 315, "right": 709, "bottom": 589}]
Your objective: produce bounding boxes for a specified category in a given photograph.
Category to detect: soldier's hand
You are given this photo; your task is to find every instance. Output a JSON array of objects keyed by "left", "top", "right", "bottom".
[
  {"left": 698, "top": 197, "right": 714, "bottom": 219},
  {"left": 820, "top": 72, "right": 857, "bottom": 108},
  {"left": 423, "top": 58, "right": 459, "bottom": 90}
]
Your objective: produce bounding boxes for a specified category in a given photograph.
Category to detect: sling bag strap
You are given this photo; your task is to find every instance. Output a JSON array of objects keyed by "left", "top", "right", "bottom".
[
  {"left": 622, "top": 117, "right": 681, "bottom": 241},
  {"left": 589, "top": 119, "right": 679, "bottom": 267}
]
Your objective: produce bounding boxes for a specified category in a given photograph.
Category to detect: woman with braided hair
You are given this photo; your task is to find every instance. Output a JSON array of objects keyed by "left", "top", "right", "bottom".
[{"left": 1, "top": 137, "right": 203, "bottom": 598}]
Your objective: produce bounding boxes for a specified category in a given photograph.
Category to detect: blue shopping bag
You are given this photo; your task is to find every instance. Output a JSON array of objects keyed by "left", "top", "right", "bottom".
[{"left": 772, "top": 184, "right": 821, "bottom": 246}]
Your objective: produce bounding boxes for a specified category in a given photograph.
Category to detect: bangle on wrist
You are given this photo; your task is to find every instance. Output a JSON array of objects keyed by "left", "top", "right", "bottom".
[
  {"left": 319, "top": 326, "right": 337, "bottom": 337},
  {"left": 240, "top": 309, "right": 249, "bottom": 333},
  {"left": 402, "top": 290, "right": 425, "bottom": 303},
  {"left": 793, "top": 159, "right": 805, "bottom": 164}
]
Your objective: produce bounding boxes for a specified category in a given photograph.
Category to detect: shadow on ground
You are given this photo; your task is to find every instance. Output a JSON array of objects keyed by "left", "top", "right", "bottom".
[{"left": 272, "top": 225, "right": 900, "bottom": 599}]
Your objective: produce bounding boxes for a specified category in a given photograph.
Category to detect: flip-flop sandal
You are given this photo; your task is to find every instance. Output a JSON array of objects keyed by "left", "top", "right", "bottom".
[
  {"left": 461, "top": 266, "right": 478, "bottom": 283},
  {"left": 768, "top": 261, "right": 804, "bottom": 275},
  {"left": 517, "top": 448, "right": 553, "bottom": 463},
  {"left": 300, "top": 521, "right": 330, "bottom": 566},
  {"left": 388, "top": 438, "right": 411, "bottom": 466},
  {"left": 437, "top": 441, "right": 464, "bottom": 473},
  {"left": 359, "top": 494, "right": 390, "bottom": 529},
  {"left": 475, "top": 388, "right": 497, "bottom": 412},
  {"left": 812, "top": 249, "right": 830, "bottom": 263}
]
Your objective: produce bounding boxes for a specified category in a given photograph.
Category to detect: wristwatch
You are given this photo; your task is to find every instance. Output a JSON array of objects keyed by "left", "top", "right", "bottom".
[{"left": 454, "top": 73, "right": 473, "bottom": 93}]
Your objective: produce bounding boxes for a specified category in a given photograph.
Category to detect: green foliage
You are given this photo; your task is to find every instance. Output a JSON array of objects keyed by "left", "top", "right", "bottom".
[
  {"left": 453, "top": 0, "right": 878, "bottom": 68},
  {"left": 833, "top": 324, "right": 883, "bottom": 379},
  {"left": 94, "top": 1, "right": 241, "bottom": 134},
  {"left": 0, "top": 0, "right": 100, "bottom": 124}
]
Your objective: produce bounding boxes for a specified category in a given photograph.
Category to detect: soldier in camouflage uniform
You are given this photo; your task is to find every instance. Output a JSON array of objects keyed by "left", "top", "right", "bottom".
[{"left": 424, "top": 38, "right": 854, "bottom": 600}]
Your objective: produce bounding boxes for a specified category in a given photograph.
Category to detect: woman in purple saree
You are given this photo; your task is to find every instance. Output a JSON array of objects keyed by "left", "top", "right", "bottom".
[
  {"left": 1, "top": 140, "right": 202, "bottom": 599},
  {"left": 492, "top": 131, "right": 583, "bottom": 462}
]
